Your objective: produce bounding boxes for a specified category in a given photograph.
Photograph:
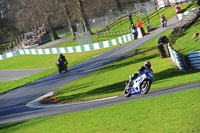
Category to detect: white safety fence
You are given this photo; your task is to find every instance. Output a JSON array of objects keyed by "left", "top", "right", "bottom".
[
  {"left": 167, "top": 43, "right": 185, "bottom": 71},
  {"left": 0, "top": 33, "right": 136, "bottom": 60},
  {"left": 187, "top": 51, "right": 200, "bottom": 69},
  {"left": 177, "top": 8, "right": 196, "bottom": 21}
]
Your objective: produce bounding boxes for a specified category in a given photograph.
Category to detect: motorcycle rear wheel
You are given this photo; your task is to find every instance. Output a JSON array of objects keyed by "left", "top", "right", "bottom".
[{"left": 140, "top": 79, "right": 151, "bottom": 95}]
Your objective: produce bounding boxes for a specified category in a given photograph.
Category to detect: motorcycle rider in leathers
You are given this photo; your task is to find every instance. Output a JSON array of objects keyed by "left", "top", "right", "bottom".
[
  {"left": 131, "top": 61, "right": 153, "bottom": 81},
  {"left": 58, "top": 53, "right": 68, "bottom": 68}
]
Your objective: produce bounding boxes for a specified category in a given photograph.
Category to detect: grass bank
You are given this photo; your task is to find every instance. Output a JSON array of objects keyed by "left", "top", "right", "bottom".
[
  {"left": 1, "top": 88, "right": 199, "bottom": 132},
  {"left": 172, "top": 17, "right": 200, "bottom": 55}
]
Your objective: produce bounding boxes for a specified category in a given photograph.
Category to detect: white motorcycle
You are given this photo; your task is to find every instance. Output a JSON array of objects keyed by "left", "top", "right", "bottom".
[
  {"left": 161, "top": 20, "right": 167, "bottom": 28},
  {"left": 124, "top": 69, "right": 154, "bottom": 97}
]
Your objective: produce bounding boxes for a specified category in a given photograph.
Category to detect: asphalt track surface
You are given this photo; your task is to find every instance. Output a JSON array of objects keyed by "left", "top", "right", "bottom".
[
  {"left": 1, "top": 17, "right": 199, "bottom": 125},
  {"left": 34, "top": 38, "right": 73, "bottom": 49},
  {"left": 0, "top": 69, "right": 51, "bottom": 81}
]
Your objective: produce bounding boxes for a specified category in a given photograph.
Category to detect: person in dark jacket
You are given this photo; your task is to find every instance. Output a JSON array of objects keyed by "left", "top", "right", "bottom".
[
  {"left": 131, "top": 61, "right": 153, "bottom": 80},
  {"left": 58, "top": 53, "right": 68, "bottom": 67},
  {"left": 131, "top": 24, "right": 138, "bottom": 39}
]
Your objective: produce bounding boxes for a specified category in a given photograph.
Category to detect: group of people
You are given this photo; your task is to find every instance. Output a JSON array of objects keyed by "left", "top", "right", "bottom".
[{"left": 23, "top": 24, "right": 48, "bottom": 46}]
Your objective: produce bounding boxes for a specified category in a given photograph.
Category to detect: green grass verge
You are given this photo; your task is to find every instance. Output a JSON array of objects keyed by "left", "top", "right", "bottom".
[
  {"left": 172, "top": 16, "right": 200, "bottom": 55},
  {"left": 1, "top": 88, "right": 199, "bottom": 132}
]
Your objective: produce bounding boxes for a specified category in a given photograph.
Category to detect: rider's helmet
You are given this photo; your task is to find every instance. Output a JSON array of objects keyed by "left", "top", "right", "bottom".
[
  {"left": 59, "top": 53, "right": 63, "bottom": 57},
  {"left": 144, "top": 61, "right": 151, "bottom": 69}
]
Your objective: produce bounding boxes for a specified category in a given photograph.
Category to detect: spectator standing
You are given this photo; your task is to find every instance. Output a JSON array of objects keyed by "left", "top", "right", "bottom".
[
  {"left": 137, "top": 20, "right": 145, "bottom": 36},
  {"left": 137, "top": 20, "right": 143, "bottom": 28},
  {"left": 38, "top": 35, "right": 42, "bottom": 44},
  {"left": 175, "top": 4, "right": 182, "bottom": 19}
]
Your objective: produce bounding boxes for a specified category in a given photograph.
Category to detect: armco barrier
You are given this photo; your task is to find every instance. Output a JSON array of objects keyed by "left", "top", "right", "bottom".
[
  {"left": 167, "top": 43, "right": 185, "bottom": 71},
  {"left": 0, "top": 33, "right": 134, "bottom": 60},
  {"left": 187, "top": 51, "right": 200, "bottom": 69},
  {"left": 177, "top": 8, "right": 196, "bottom": 21}
]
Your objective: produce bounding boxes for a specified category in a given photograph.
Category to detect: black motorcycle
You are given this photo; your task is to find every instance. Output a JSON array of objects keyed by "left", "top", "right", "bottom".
[{"left": 56, "top": 60, "right": 68, "bottom": 74}]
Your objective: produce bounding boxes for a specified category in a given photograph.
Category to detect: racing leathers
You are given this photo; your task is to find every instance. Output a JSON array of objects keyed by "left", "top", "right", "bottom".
[{"left": 131, "top": 66, "right": 153, "bottom": 80}]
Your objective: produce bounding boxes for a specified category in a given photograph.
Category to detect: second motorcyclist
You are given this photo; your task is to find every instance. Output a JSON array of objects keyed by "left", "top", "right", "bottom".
[{"left": 58, "top": 53, "right": 68, "bottom": 69}]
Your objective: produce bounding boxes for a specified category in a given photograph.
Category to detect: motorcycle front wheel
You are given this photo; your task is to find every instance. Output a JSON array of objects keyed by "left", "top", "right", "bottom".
[
  {"left": 124, "top": 84, "right": 132, "bottom": 97},
  {"left": 58, "top": 67, "right": 62, "bottom": 74},
  {"left": 140, "top": 79, "right": 151, "bottom": 95}
]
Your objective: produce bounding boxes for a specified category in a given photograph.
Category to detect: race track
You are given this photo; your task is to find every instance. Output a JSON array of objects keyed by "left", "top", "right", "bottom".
[{"left": 1, "top": 17, "right": 195, "bottom": 125}]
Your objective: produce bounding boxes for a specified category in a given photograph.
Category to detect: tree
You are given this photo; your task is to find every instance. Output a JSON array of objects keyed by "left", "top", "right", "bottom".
[
  {"left": 39, "top": 0, "right": 60, "bottom": 40},
  {"left": 0, "top": 0, "right": 18, "bottom": 44},
  {"left": 114, "top": 0, "right": 122, "bottom": 12},
  {"left": 8, "top": 0, "right": 61, "bottom": 40},
  {"left": 75, "top": 0, "right": 93, "bottom": 34},
  {"left": 59, "top": 0, "right": 76, "bottom": 38}
]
